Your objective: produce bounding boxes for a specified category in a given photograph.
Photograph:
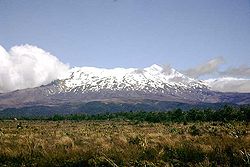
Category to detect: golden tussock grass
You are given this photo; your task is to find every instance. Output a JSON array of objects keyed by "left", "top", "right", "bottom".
[{"left": 0, "top": 120, "right": 249, "bottom": 166}]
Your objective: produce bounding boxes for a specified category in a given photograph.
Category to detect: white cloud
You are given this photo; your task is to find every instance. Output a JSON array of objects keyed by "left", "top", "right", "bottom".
[
  {"left": 183, "top": 57, "right": 224, "bottom": 78},
  {"left": 205, "top": 77, "right": 250, "bottom": 93},
  {"left": 0, "top": 44, "right": 69, "bottom": 93}
]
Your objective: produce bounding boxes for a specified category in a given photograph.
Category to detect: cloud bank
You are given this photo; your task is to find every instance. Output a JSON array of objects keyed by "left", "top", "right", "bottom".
[
  {"left": 220, "top": 65, "right": 250, "bottom": 78},
  {"left": 183, "top": 57, "right": 224, "bottom": 78},
  {"left": 205, "top": 78, "right": 250, "bottom": 93},
  {"left": 183, "top": 57, "right": 250, "bottom": 92},
  {"left": 0, "top": 44, "right": 69, "bottom": 93}
]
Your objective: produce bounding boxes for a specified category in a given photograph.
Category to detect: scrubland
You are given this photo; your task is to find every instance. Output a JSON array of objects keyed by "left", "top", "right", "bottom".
[{"left": 0, "top": 120, "right": 249, "bottom": 166}]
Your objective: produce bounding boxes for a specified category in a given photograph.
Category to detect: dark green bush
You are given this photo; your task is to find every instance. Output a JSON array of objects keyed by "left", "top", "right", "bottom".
[{"left": 43, "top": 105, "right": 250, "bottom": 123}]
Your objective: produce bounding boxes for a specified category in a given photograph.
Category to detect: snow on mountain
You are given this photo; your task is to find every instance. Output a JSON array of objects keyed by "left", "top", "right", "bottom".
[{"left": 56, "top": 64, "right": 208, "bottom": 94}]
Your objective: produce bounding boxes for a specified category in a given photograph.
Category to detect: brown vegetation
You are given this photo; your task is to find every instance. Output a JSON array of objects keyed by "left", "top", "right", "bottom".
[{"left": 0, "top": 120, "right": 249, "bottom": 166}]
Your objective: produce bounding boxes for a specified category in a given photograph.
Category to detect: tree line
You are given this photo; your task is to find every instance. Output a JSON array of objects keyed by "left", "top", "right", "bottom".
[{"left": 48, "top": 105, "right": 250, "bottom": 122}]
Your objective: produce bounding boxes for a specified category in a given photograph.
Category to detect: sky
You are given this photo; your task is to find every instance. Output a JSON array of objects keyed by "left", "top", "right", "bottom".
[
  {"left": 1, "top": 0, "right": 250, "bottom": 69},
  {"left": 0, "top": 0, "right": 250, "bottom": 93}
]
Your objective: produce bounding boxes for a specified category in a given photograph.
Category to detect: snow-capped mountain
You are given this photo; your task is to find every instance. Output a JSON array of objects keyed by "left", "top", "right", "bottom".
[
  {"left": 0, "top": 64, "right": 249, "bottom": 115},
  {"left": 38, "top": 64, "right": 217, "bottom": 103},
  {"left": 53, "top": 64, "right": 207, "bottom": 94}
]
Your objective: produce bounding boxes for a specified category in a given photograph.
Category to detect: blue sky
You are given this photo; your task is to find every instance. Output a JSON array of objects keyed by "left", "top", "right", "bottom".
[{"left": 0, "top": 0, "right": 250, "bottom": 70}]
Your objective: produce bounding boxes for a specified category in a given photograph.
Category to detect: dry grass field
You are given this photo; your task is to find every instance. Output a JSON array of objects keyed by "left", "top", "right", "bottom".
[{"left": 0, "top": 120, "right": 249, "bottom": 166}]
